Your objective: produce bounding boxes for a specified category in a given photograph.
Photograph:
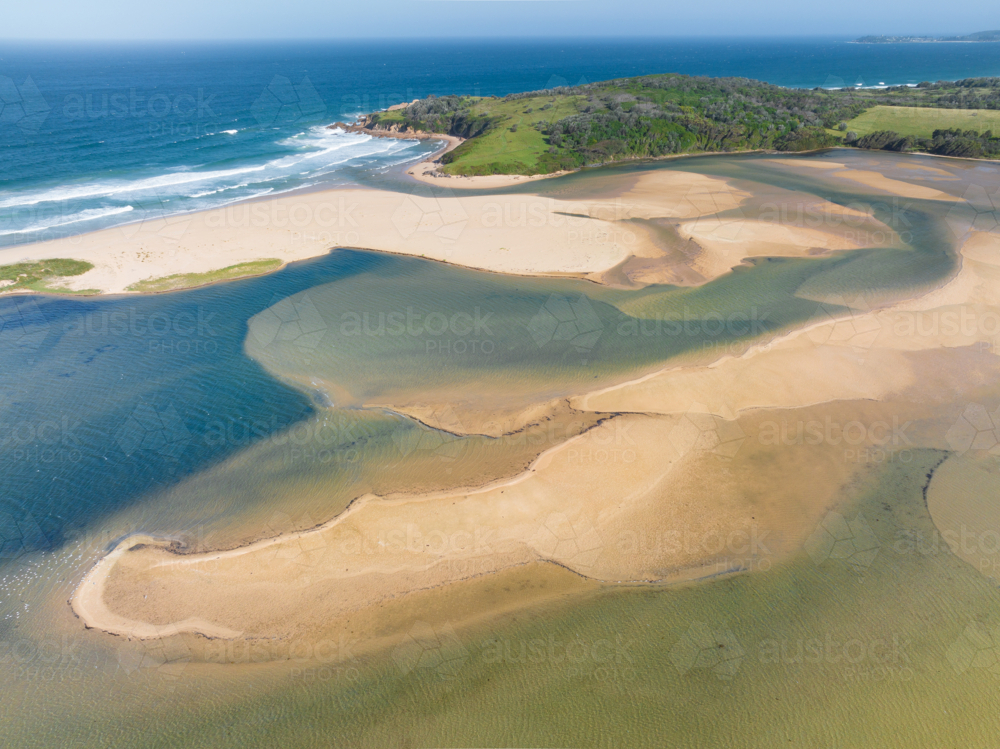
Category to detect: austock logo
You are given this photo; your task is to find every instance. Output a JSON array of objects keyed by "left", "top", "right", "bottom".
[
  {"left": 529, "top": 512, "right": 604, "bottom": 573},
  {"left": 0, "top": 296, "right": 50, "bottom": 352},
  {"left": 251, "top": 76, "right": 326, "bottom": 127},
  {"left": 678, "top": 179, "right": 747, "bottom": 244},
  {"left": 527, "top": 294, "right": 604, "bottom": 363},
  {"left": 118, "top": 189, "right": 192, "bottom": 245},
  {"left": 0, "top": 508, "right": 51, "bottom": 564},
  {"left": 0, "top": 76, "right": 50, "bottom": 134},
  {"left": 808, "top": 294, "right": 884, "bottom": 355},
  {"left": 390, "top": 186, "right": 469, "bottom": 248},
  {"left": 248, "top": 293, "right": 328, "bottom": 352},
  {"left": 947, "top": 622, "right": 1000, "bottom": 676},
  {"left": 544, "top": 74, "right": 589, "bottom": 89},
  {"left": 259, "top": 510, "right": 326, "bottom": 589},
  {"left": 668, "top": 403, "right": 746, "bottom": 460},
  {"left": 945, "top": 184, "right": 1000, "bottom": 239},
  {"left": 804, "top": 511, "right": 880, "bottom": 571},
  {"left": 390, "top": 406, "right": 466, "bottom": 462},
  {"left": 669, "top": 621, "right": 745, "bottom": 680},
  {"left": 392, "top": 621, "right": 469, "bottom": 679},
  {"left": 115, "top": 402, "right": 192, "bottom": 460},
  {"left": 945, "top": 403, "right": 1000, "bottom": 457},
  {"left": 115, "top": 637, "right": 192, "bottom": 688}
]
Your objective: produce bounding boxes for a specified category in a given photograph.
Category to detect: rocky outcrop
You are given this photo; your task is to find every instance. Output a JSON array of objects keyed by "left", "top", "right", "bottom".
[{"left": 328, "top": 118, "right": 448, "bottom": 142}]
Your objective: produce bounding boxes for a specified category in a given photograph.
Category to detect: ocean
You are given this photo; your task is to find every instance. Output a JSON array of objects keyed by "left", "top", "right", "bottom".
[{"left": 3, "top": 37, "right": 1000, "bottom": 246}]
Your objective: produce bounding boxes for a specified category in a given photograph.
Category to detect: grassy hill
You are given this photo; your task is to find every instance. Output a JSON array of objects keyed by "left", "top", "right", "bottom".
[{"left": 361, "top": 74, "right": 1000, "bottom": 175}]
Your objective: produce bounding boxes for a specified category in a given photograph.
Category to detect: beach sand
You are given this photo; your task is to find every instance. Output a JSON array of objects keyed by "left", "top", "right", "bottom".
[
  {"left": 67, "top": 154, "right": 1000, "bottom": 654},
  {"left": 834, "top": 169, "right": 962, "bottom": 200},
  {"left": 78, "top": 409, "right": 855, "bottom": 643},
  {"left": 3, "top": 169, "right": 880, "bottom": 295}
]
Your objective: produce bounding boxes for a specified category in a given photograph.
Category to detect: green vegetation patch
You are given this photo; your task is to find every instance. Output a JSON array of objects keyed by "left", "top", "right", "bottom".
[
  {"left": 126, "top": 259, "right": 283, "bottom": 293},
  {"left": 844, "top": 105, "right": 1000, "bottom": 138},
  {"left": 438, "top": 95, "right": 588, "bottom": 175},
  {"left": 0, "top": 258, "right": 95, "bottom": 294},
  {"left": 366, "top": 74, "right": 1000, "bottom": 175}
]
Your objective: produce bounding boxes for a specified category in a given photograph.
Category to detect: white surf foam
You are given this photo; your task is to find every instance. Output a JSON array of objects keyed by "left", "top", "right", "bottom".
[{"left": 0, "top": 205, "right": 135, "bottom": 236}]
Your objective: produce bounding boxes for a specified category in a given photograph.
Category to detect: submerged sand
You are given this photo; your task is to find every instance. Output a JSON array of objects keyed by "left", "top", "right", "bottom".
[{"left": 68, "top": 153, "right": 1000, "bottom": 653}]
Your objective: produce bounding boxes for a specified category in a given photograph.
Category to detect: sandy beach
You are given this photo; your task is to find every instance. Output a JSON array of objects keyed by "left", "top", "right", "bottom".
[
  {"left": 0, "top": 173, "right": 774, "bottom": 293},
  {"left": 2, "top": 163, "right": 907, "bottom": 295}
]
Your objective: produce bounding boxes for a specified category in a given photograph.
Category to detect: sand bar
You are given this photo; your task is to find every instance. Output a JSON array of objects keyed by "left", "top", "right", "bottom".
[
  {"left": 69, "top": 154, "right": 1000, "bottom": 646},
  {"left": 1, "top": 169, "right": 869, "bottom": 295}
]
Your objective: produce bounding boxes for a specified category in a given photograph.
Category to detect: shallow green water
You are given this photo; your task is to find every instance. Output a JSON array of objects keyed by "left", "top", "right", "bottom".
[{"left": 2, "top": 150, "right": 995, "bottom": 748}]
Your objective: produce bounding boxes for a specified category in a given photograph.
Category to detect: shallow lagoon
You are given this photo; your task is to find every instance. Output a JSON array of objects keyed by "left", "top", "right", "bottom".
[{"left": 4, "top": 150, "right": 999, "bottom": 747}]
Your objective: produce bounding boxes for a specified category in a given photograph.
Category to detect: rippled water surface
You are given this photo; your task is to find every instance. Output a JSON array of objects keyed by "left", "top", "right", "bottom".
[{"left": 4, "top": 151, "right": 1000, "bottom": 747}]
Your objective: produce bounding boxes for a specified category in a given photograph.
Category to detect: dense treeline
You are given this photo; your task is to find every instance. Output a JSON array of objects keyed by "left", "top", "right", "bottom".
[
  {"left": 364, "top": 74, "right": 1000, "bottom": 174},
  {"left": 387, "top": 95, "right": 497, "bottom": 139},
  {"left": 854, "top": 128, "right": 1000, "bottom": 158}
]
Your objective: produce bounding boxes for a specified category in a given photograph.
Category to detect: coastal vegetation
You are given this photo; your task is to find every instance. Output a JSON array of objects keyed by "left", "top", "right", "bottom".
[
  {"left": 0, "top": 258, "right": 95, "bottom": 294},
  {"left": 853, "top": 127, "right": 1000, "bottom": 158},
  {"left": 125, "top": 259, "right": 283, "bottom": 293},
  {"left": 362, "top": 74, "right": 1000, "bottom": 175}
]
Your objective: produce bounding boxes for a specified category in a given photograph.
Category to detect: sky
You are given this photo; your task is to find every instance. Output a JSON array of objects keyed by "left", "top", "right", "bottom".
[{"left": 2, "top": 0, "right": 997, "bottom": 40}]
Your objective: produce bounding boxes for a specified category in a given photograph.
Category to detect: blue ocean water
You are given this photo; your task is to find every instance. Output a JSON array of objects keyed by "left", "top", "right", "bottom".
[{"left": 2, "top": 38, "right": 1000, "bottom": 246}]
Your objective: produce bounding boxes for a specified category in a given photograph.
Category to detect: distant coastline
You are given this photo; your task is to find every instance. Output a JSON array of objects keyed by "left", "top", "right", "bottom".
[{"left": 853, "top": 30, "right": 1000, "bottom": 44}]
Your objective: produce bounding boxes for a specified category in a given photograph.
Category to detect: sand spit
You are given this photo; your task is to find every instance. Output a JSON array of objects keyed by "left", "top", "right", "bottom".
[
  {"left": 76, "top": 411, "right": 854, "bottom": 642},
  {"left": 6, "top": 168, "right": 887, "bottom": 295},
  {"left": 835, "top": 169, "right": 962, "bottom": 201}
]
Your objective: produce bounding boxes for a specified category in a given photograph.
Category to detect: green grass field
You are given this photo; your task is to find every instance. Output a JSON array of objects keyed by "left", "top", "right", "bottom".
[
  {"left": 0, "top": 258, "right": 96, "bottom": 294},
  {"left": 844, "top": 105, "right": 1000, "bottom": 138},
  {"left": 439, "top": 94, "right": 587, "bottom": 174},
  {"left": 126, "top": 259, "right": 283, "bottom": 293}
]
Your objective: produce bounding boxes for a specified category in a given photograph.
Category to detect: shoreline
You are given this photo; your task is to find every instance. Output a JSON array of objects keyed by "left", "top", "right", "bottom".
[
  {"left": 8, "top": 164, "right": 873, "bottom": 295},
  {"left": 0, "top": 146, "right": 988, "bottom": 299}
]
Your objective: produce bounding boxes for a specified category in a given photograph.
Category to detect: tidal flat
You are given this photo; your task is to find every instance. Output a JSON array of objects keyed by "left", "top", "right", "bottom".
[{"left": 5, "top": 149, "right": 1000, "bottom": 747}]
